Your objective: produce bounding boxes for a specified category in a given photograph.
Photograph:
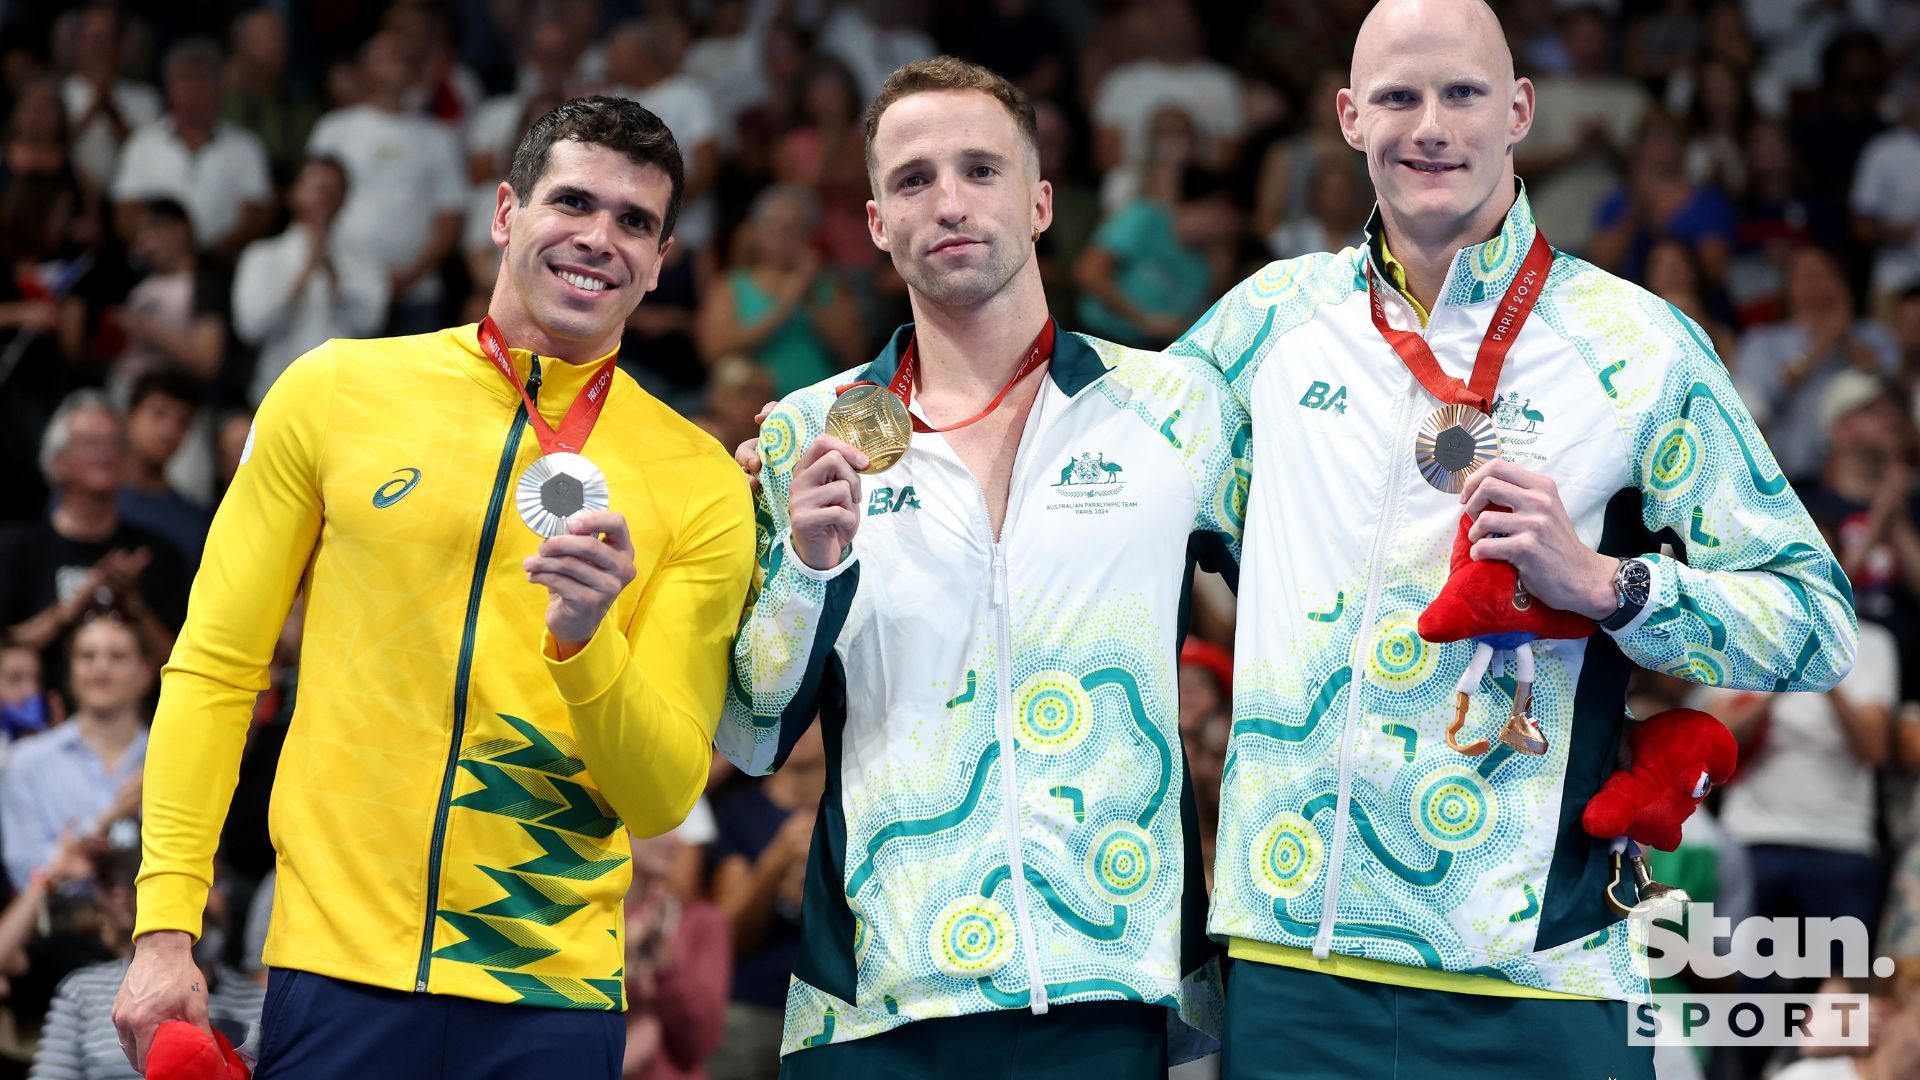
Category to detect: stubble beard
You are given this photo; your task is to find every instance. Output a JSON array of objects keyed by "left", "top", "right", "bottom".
[{"left": 903, "top": 237, "right": 1024, "bottom": 310}]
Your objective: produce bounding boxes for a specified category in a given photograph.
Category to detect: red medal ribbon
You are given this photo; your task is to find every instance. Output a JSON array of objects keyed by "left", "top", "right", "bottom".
[
  {"left": 837, "top": 320, "right": 1057, "bottom": 434},
  {"left": 477, "top": 316, "right": 617, "bottom": 454},
  {"left": 1366, "top": 233, "right": 1552, "bottom": 415}
]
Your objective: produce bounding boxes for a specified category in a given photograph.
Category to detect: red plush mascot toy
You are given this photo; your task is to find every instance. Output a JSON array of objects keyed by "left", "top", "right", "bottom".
[
  {"left": 144, "top": 1021, "right": 249, "bottom": 1080},
  {"left": 1417, "top": 511, "right": 1595, "bottom": 756},
  {"left": 1581, "top": 708, "right": 1738, "bottom": 915}
]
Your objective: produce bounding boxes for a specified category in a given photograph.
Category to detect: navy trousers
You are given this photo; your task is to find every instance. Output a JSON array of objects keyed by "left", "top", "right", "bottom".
[{"left": 252, "top": 969, "right": 624, "bottom": 1079}]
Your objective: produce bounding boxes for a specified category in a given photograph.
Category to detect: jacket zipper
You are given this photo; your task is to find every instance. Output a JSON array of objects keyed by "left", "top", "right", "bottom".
[
  {"left": 415, "top": 356, "right": 540, "bottom": 991},
  {"left": 1313, "top": 335, "right": 1416, "bottom": 958}
]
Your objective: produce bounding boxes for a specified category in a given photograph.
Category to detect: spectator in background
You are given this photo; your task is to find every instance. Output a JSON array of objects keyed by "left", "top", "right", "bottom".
[
  {"left": 1791, "top": 29, "right": 1889, "bottom": 238},
  {"left": 1251, "top": 67, "right": 1364, "bottom": 243},
  {"left": 1729, "top": 119, "right": 1843, "bottom": 323},
  {"left": 1, "top": 612, "right": 149, "bottom": 892},
  {"left": 1, "top": 170, "right": 91, "bottom": 525},
  {"left": 60, "top": 5, "right": 161, "bottom": 193},
  {"left": 1735, "top": 245, "right": 1898, "bottom": 479},
  {"left": 306, "top": 29, "right": 464, "bottom": 336},
  {"left": 680, "top": 0, "right": 783, "bottom": 140},
  {"left": 1514, "top": 4, "right": 1650, "bottom": 255},
  {"left": 696, "top": 185, "right": 862, "bottom": 397},
  {"left": 1896, "top": 284, "right": 1920, "bottom": 407},
  {"left": 466, "top": 10, "right": 581, "bottom": 184},
  {"left": 774, "top": 58, "right": 878, "bottom": 275},
  {"left": 6, "top": 76, "right": 92, "bottom": 244},
  {"left": 691, "top": 355, "right": 775, "bottom": 453},
  {"left": 0, "top": 392, "right": 186, "bottom": 665},
  {"left": 106, "top": 199, "right": 226, "bottom": 398},
  {"left": 819, "top": 0, "right": 938, "bottom": 101},
  {"left": 708, "top": 724, "right": 824, "bottom": 1080},
  {"left": 111, "top": 38, "right": 272, "bottom": 263},
  {"left": 117, "top": 370, "right": 209, "bottom": 569},
  {"left": 31, "top": 836, "right": 263, "bottom": 1080},
  {"left": 1683, "top": 55, "right": 1757, "bottom": 194},
  {"left": 1091, "top": 0, "right": 1244, "bottom": 210},
  {"left": 1266, "top": 151, "right": 1369, "bottom": 259},
  {"left": 603, "top": 16, "right": 720, "bottom": 255},
  {"left": 384, "top": 0, "right": 483, "bottom": 127},
  {"left": 1712, "top": 594, "right": 1898, "bottom": 941},
  {"left": 221, "top": 8, "right": 318, "bottom": 184},
  {"left": 1798, "top": 372, "right": 1920, "bottom": 698},
  {"left": 1077, "top": 106, "right": 1239, "bottom": 348},
  {"left": 622, "top": 831, "right": 730, "bottom": 1080},
  {"left": 1032, "top": 98, "right": 1100, "bottom": 316},
  {"left": 1852, "top": 95, "right": 1920, "bottom": 308},
  {"left": 232, "top": 155, "right": 388, "bottom": 407},
  {"left": 0, "top": 641, "right": 53, "bottom": 746},
  {"left": 1644, "top": 237, "right": 1737, "bottom": 359},
  {"left": 1590, "top": 110, "right": 1736, "bottom": 285}
]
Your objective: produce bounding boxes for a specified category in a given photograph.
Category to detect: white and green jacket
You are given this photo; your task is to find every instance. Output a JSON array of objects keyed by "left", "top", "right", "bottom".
[
  {"left": 1173, "top": 190, "right": 1857, "bottom": 1000},
  {"left": 718, "top": 323, "right": 1248, "bottom": 1057}
]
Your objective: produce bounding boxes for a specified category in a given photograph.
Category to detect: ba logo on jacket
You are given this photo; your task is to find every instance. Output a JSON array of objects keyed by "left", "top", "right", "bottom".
[
  {"left": 866, "top": 485, "right": 921, "bottom": 516},
  {"left": 1299, "top": 380, "right": 1348, "bottom": 414}
]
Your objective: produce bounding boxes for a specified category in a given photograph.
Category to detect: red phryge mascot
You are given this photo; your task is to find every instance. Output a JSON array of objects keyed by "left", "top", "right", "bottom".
[
  {"left": 1417, "top": 511, "right": 1596, "bottom": 756},
  {"left": 144, "top": 1021, "right": 249, "bottom": 1080},
  {"left": 1582, "top": 707, "right": 1738, "bottom": 913}
]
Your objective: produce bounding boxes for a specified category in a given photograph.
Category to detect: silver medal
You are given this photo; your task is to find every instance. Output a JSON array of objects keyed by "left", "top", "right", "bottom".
[{"left": 515, "top": 452, "right": 610, "bottom": 538}]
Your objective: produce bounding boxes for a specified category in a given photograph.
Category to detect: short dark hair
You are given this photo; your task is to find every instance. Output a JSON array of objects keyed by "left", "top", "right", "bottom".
[
  {"left": 863, "top": 57, "right": 1039, "bottom": 181},
  {"left": 507, "top": 96, "right": 685, "bottom": 246},
  {"left": 143, "top": 198, "right": 191, "bottom": 227},
  {"left": 128, "top": 368, "right": 202, "bottom": 412}
]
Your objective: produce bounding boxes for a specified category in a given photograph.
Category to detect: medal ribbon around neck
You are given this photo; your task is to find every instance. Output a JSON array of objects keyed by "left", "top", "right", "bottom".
[
  {"left": 838, "top": 319, "right": 1057, "bottom": 435},
  {"left": 1365, "top": 232, "right": 1552, "bottom": 415},
  {"left": 477, "top": 316, "right": 617, "bottom": 454}
]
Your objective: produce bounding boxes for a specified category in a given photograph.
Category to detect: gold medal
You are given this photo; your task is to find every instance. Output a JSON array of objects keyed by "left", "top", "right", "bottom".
[
  {"left": 516, "top": 452, "right": 610, "bottom": 538},
  {"left": 823, "top": 384, "right": 912, "bottom": 474},
  {"left": 1415, "top": 404, "right": 1500, "bottom": 493}
]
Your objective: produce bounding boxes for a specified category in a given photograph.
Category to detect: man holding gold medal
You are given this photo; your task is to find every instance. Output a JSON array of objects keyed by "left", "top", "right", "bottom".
[
  {"left": 112, "top": 97, "right": 754, "bottom": 1077},
  {"left": 1170, "top": 0, "right": 1857, "bottom": 1076},
  {"left": 720, "top": 58, "right": 1248, "bottom": 1076}
]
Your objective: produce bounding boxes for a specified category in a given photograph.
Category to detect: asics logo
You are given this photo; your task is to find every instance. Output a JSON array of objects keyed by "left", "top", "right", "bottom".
[{"left": 372, "top": 468, "right": 422, "bottom": 508}]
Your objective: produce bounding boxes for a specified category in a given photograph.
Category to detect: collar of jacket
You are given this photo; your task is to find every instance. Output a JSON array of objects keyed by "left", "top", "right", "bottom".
[
  {"left": 1361, "top": 180, "right": 1546, "bottom": 313},
  {"left": 856, "top": 317, "right": 1109, "bottom": 401}
]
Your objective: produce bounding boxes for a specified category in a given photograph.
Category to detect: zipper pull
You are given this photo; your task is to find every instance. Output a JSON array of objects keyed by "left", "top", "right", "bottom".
[
  {"left": 991, "top": 545, "right": 1008, "bottom": 608},
  {"left": 526, "top": 354, "right": 543, "bottom": 404}
]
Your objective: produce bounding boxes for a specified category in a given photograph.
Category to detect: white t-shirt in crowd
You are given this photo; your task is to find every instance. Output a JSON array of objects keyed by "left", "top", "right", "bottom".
[
  {"left": 607, "top": 76, "right": 718, "bottom": 251},
  {"left": 1719, "top": 621, "right": 1899, "bottom": 856},
  {"left": 61, "top": 75, "right": 162, "bottom": 189},
  {"left": 1092, "top": 58, "right": 1244, "bottom": 168},
  {"left": 467, "top": 91, "right": 532, "bottom": 171},
  {"left": 306, "top": 105, "right": 466, "bottom": 307},
  {"left": 232, "top": 225, "right": 390, "bottom": 406},
  {"left": 1852, "top": 126, "right": 1920, "bottom": 298},
  {"left": 112, "top": 119, "right": 272, "bottom": 250}
]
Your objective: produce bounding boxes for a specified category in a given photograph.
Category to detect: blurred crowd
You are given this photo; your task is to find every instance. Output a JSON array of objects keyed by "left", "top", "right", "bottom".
[{"left": 3, "top": 0, "right": 1920, "bottom": 1077}]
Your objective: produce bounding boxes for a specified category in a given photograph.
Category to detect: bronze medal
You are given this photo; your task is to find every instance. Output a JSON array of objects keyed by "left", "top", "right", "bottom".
[
  {"left": 823, "top": 384, "right": 912, "bottom": 475},
  {"left": 1415, "top": 404, "right": 1500, "bottom": 494}
]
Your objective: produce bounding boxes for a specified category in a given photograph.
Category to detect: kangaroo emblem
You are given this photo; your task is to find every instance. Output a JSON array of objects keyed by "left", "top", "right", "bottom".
[{"left": 1054, "top": 452, "right": 1126, "bottom": 486}]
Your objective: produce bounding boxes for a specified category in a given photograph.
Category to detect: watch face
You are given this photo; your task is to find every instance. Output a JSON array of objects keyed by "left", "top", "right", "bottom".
[{"left": 1619, "top": 560, "right": 1651, "bottom": 607}]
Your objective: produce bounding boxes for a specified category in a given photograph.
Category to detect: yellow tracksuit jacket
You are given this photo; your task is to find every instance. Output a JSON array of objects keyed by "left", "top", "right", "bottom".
[{"left": 135, "top": 325, "right": 755, "bottom": 1009}]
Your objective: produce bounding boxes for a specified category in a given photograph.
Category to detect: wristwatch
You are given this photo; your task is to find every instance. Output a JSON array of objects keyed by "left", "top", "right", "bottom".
[{"left": 1599, "top": 558, "right": 1651, "bottom": 631}]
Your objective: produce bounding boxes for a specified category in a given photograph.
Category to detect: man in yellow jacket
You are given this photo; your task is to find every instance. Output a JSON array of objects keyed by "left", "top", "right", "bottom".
[{"left": 111, "top": 97, "right": 756, "bottom": 1078}]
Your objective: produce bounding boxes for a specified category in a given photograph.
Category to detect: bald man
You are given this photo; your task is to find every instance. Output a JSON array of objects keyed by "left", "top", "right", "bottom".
[{"left": 1174, "top": 1, "right": 1855, "bottom": 1076}]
